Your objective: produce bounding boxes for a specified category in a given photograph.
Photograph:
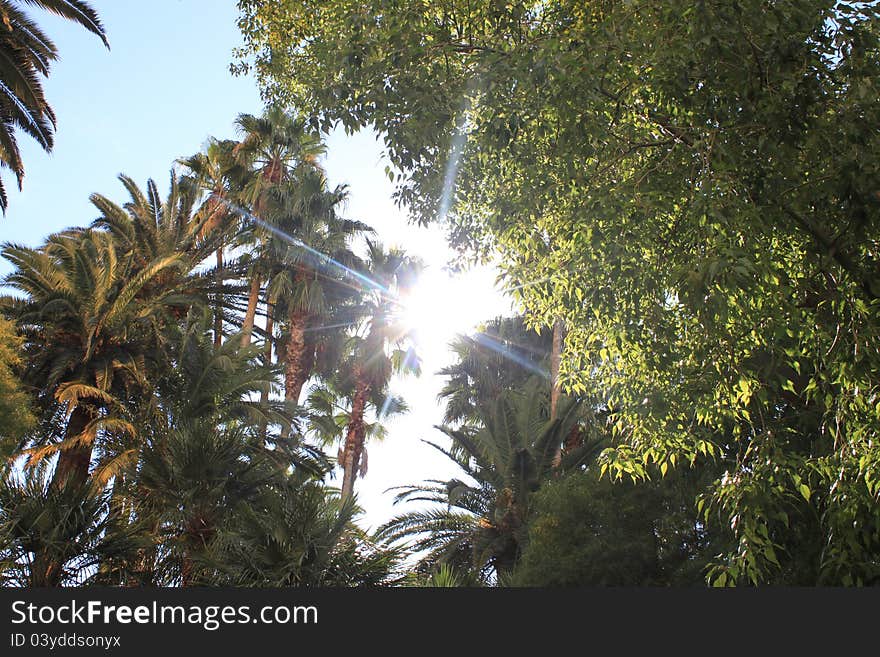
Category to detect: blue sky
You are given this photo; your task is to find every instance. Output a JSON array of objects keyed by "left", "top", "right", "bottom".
[
  {"left": 2, "top": 1, "right": 261, "bottom": 242},
  {"left": 1, "top": 1, "right": 514, "bottom": 530}
]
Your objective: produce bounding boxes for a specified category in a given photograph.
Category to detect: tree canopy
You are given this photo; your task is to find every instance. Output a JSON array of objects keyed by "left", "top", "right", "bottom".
[{"left": 236, "top": 0, "right": 880, "bottom": 584}]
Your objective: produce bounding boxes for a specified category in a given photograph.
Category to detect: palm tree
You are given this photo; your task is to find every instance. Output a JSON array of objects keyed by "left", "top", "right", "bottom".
[
  {"left": 89, "top": 172, "right": 219, "bottom": 272},
  {"left": 127, "top": 310, "right": 315, "bottom": 586},
  {"left": 0, "top": 0, "right": 108, "bottom": 212},
  {"left": 266, "top": 172, "right": 370, "bottom": 407},
  {"left": 439, "top": 317, "right": 584, "bottom": 466},
  {"left": 337, "top": 241, "right": 421, "bottom": 500},
  {"left": 4, "top": 231, "right": 154, "bottom": 488},
  {"left": 208, "top": 471, "right": 401, "bottom": 587},
  {"left": 232, "top": 107, "right": 327, "bottom": 347},
  {"left": 305, "top": 371, "right": 409, "bottom": 489},
  {"left": 438, "top": 316, "right": 552, "bottom": 427},
  {"left": 377, "top": 380, "right": 601, "bottom": 581},
  {"left": 2, "top": 175, "right": 211, "bottom": 489},
  {"left": 178, "top": 138, "right": 248, "bottom": 345}
]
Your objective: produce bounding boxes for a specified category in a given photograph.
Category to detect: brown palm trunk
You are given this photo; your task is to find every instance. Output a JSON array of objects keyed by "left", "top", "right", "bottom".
[
  {"left": 40, "top": 404, "right": 94, "bottom": 587},
  {"left": 341, "top": 367, "right": 371, "bottom": 500},
  {"left": 284, "top": 306, "right": 314, "bottom": 406},
  {"left": 51, "top": 404, "right": 93, "bottom": 490},
  {"left": 30, "top": 551, "right": 64, "bottom": 587},
  {"left": 240, "top": 273, "right": 261, "bottom": 347},
  {"left": 181, "top": 555, "right": 195, "bottom": 588}
]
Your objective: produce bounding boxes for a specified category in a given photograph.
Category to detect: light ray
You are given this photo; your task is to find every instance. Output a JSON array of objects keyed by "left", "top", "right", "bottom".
[
  {"left": 303, "top": 321, "right": 354, "bottom": 333},
  {"left": 498, "top": 276, "right": 554, "bottom": 295},
  {"left": 438, "top": 124, "right": 468, "bottom": 223},
  {"left": 471, "top": 332, "right": 550, "bottom": 379},
  {"left": 437, "top": 78, "right": 479, "bottom": 223},
  {"left": 377, "top": 394, "right": 395, "bottom": 420},
  {"left": 220, "top": 198, "right": 390, "bottom": 295}
]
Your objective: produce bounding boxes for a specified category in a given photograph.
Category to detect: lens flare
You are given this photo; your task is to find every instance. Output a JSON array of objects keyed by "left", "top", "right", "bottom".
[{"left": 400, "top": 265, "right": 511, "bottom": 367}]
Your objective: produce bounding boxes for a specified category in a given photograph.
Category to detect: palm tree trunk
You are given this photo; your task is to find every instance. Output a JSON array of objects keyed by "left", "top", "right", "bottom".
[
  {"left": 42, "top": 404, "right": 94, "bottom": 587},
  {"left": 181, "top": 555, "right": 194, "bottom": 588},
  {"left": 284, "top": 306, "right": 314, "bottom": 406},
  {"left": 30, "top": 550, "right": 64, "bottom": 587},
  {"left": 51, "top": 404, "right": 93, "bottom": 490},
  {"left": 341, "top": 367, "right": 371, "bottom": 500},
  {"left": 240, "top": 273, "right": 261, "bottom": 347}
]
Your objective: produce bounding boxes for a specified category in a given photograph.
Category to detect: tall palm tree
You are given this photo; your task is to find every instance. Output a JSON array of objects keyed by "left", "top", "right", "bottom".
[
  {"left": 2, "top": 175, "right": 211, "bottom": 489},
  {"left": 305, "top": 371, "right": 409, "bottom": 488},
  {"left": 232, "top": 107, "right": 326, "bottom": 347},
  {"left": 0, "top": 0, "right": 108, "bottom": 212},
  {"left": 439, "top": 316, "right": 584, "bottom": 467},
  {"left": 265, "top": 172, "right": 370, "bottom": 408},
  {"left": 89, "top": 172, "right": 217, "bottom": 271},
  {"left": 337, "top": 241, "right": 421, "bottom": 500},
  {"left": 4, "top": 231, "right": 154, "bottom": 489},
  {"left": 233, "top": 107, "right": 325, "bottom": 208},
  {"left": 438, "top": 316, "right": 552, "bottom": 427},
  {"left": 178, "top": 138, "right": 248, "bottom": 345}
]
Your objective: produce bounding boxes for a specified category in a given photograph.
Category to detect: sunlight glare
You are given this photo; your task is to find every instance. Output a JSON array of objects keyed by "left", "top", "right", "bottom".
[{"left": 400, "top": 265, "right": 510, "bottom": 367}]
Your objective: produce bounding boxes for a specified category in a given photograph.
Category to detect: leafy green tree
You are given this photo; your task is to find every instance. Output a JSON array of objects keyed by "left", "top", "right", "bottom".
[
  {"left": 511, "top": 467, "right": 725, "bottom": 586},
  {"left": 2, "top": 174, "right": 214, "bottom": 489},
  {"left": 0, "top": 0, "right": 108, "bottom": 212},
  {"left": 0, "top": 316, "right": 35, "bottom": 460},
  {"left": 237, "top": 0, "right": 880, "bottom": 585}
]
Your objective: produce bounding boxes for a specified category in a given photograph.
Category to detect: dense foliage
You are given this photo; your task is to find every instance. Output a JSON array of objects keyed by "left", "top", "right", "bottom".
[
  {"left": 1, "top": 1, "right": 878, "bottom": 588},
  {"left": 236, "top": 0, "right": 880, "bottom": 585},
  {"left": 0, "top": 109, "right": 408, "bottom": 587}
]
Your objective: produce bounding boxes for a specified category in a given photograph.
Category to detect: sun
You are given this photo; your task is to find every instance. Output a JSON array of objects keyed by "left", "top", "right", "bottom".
[{"left": 399, "top": 265, "right": 512, "bottom": 367}]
